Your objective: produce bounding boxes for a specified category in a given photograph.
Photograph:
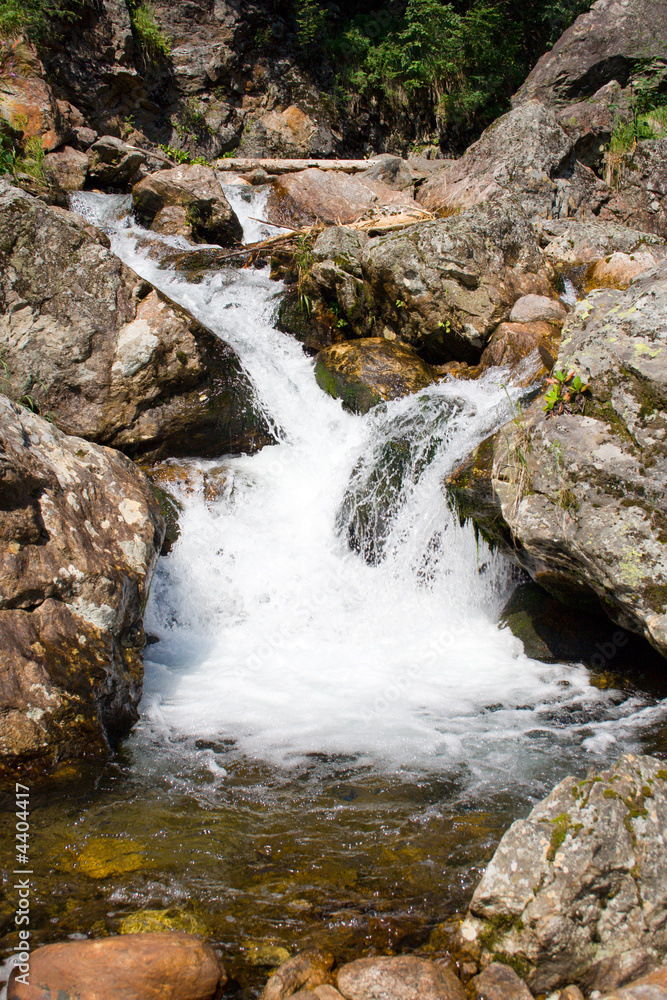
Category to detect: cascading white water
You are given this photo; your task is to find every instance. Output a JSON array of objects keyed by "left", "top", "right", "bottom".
[{"left": 70, "top": 189, "right": 667, "bottom": 796}]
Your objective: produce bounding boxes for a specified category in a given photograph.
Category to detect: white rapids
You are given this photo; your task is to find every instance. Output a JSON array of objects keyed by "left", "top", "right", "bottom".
[{"left": 69, "top": 188, "right": 667, "bottom": 796}]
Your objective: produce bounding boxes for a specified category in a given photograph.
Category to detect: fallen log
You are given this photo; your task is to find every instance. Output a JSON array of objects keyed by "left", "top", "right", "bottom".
[{"left": 214, "top": 157, "right": 381, "bottom": 174}]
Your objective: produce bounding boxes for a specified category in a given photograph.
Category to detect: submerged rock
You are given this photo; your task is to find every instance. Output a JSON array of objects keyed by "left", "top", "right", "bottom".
[
  {"left": 0, "top": 181, "right": 272, "bottom": 460},
  {"left": 262, "top": 950, "right": 334, "bottom": 1000},
  {"left": 132, "top": 163, "right": 243, "bottom": 245},
  {"left": 337, "top": 956, "right": 467, "bottom": 1000},
  {"left": 315, "top": 339, "right": 440, "bottom": 415},
  {"left": 448, "top": 260, "right": 667, "bottom": 656},
  {"left": 454, "top": 755, "right": 667, "bottom": 993},
  {"left": 0, "top": 395, "right": 164, "bottom": 777},
  {"left": 7, "top": 932, "right": 226, "bottom": 1000}
]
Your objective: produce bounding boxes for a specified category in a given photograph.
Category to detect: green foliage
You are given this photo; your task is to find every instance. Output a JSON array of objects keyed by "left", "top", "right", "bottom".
[
  {"left": 0, "top": 0, "right": 79, "bottom": 38},
  {"left": 543, "top": 369, "right": 589, "bottom": 415},
  {"left": 126, "top": 1, "right": 171, "bottom": 58},
  {"left": 15, "top": 134, "right": 44, "bottom": 177},
  {"left": 300, "top": 0, "right": 596, "bottom": 146},
  {"left": 170, "top": 96, "right": 213, "bottom": 144},
  {"left": 607, "top": 61, "right": 667, "bottom": 153},
  {"left": 157, "top": 143, "right": 208, "bottom": 165},
  {"left": 0, "top": 119, "right": 17, "bottom": 174},
  {"left": 295, "top": 0, "right": 327, "bottom": 48}
]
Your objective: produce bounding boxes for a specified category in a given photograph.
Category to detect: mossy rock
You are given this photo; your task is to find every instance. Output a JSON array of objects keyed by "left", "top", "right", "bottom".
[
  {"left": 119, "top": 907, "right": 209, "bottom": 937},
  {"left": 66, "top": 837, "right": 146, "bottom": 879},
  {"left": 314, "top": 338, "right": 439, "bottom": 414}
]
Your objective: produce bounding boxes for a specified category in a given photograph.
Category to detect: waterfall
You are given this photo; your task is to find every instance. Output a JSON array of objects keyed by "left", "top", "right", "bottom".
[{"left": 69, "top": 189, "right": 667, "bottom": 799}]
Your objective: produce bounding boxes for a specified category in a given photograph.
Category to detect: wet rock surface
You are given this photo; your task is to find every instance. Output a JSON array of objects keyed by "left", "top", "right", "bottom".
[
  {"left": 295, "top": 196, "right": 553, "bottom": 365},
  {"left": 263, "top": 950, "right": 335, "bottom": 1000},
  {"left": 454, "top": 755, "right": 667, "bottom": 993},
  {"left": 0, "top": 395, "right": 164, "bottom": 776},
  {"left": 448, "top": 260, "right": 667, "bottom": 655},
  {"left": 132, "top": 163, "right": 243, "bottom": 246},
  {"left": 7, "top": 932, "right": 226, "bottom": 1000},
  {"left": 470, "top": 963, "right": 534, "bottom": 1000},
  {"left": 315, "top": 339, "right": 440, "bottom": 415},
  {"left": 337, "top": 956, "right": 467, "bottom": 1000},
  {"left": 0, "top": 181, "right": 272, "bottom": 460}
]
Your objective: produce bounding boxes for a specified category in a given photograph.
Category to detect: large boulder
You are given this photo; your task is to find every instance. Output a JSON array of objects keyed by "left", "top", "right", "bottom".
[
  {"left": 267, "top": 168, "right": 422, "bottom": 228},
  {"left": 297, "top": 196, "right": 554, "bottom": 364},
  {"left": 132, "top": 164, "right": 243, "bottom": 245},
  {"left": 7, "top": 932, "right": 226, "bottom": 1000},
  {"left": 314, "top": 338, "right": 440, "bottom": 414},
  {"left": 454, "top": 755, "right": 667, "bottom": 993},
  {"left": 417, "top": 101, "right": 610, "bottom": 221},
  {"left": 0, "top": 181, "right": 272, "bottom": 459},
  {"left": 237, "top": 105, "right": 336, "bottom": 158},
  {"left": 0, "top": 395, "right": 164, "bottom": 777},
  {"left": 447, "top": 260, "right": 667, "bottom": 655},
  {"left": 513, "top": 0, "right": 667, "bottom": 109}
]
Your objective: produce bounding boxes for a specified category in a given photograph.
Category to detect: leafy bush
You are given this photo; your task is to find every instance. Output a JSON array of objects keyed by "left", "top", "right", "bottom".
[
  {"left": 298, "top": 0, "right": 596, "bottom": 149},
  {"left": 543, "top": 369, "right": 589, "bottom": 415},
  {"left": 0, "top": 0, "right": 80, "bottom": 38},
  {"left": 126, "top": 1, "right": 171, "bottom": 58}
]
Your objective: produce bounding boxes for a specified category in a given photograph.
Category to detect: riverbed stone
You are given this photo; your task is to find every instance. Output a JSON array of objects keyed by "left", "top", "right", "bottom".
[
  {"left": 454, "top": 755, "right": 667, "bottom": 993},
  {"left": 315, "top": 339, "right": 440, "bottom": 414},
  {"left": 0, "top": 180, "right": 272, "bottom": 459},
  {"left": 478, "top": 321, "right": 559, "bottom": 373},
  {"left": 43, "top": 145, "right": 89, "bottom": 190},
  {"left": 0, "top": 394, "right": 164, "bottom": 777},
  {"left": 7, "top": 932, "right": 226, "bottom": 1000},
  {"left": 539, "top": 218, "right": 667, "bottom": 267},
  {"left": 470, "top": 963, "right": 534, "bottom": 1000},
  {"left": 337, "top": 956, "right": 467, "bottom": 1000},
  {"left": 87, "top": 134, "right": 145, "bottom": 188},
  {"left": 597, "top": 963, "right": 667, "bottom": 1000},
  {"left": 262, "top": 950, "right": 335, "bottom": 1000}
]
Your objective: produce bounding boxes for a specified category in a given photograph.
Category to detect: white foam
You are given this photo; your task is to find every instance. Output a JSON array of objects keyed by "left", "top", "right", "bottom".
[{"left": 71, "top": 191, "right": 667, "bottom": 787}]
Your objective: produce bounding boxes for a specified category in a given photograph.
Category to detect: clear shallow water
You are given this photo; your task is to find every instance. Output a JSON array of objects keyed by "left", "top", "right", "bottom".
[{"left": 1, "top": 188, "right": 665, "bottom": 989}]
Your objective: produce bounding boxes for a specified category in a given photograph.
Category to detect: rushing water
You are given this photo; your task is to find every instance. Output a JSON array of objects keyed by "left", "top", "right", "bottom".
[{"left": 1, "top": 186, "right": 666, "bottom": 991}]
